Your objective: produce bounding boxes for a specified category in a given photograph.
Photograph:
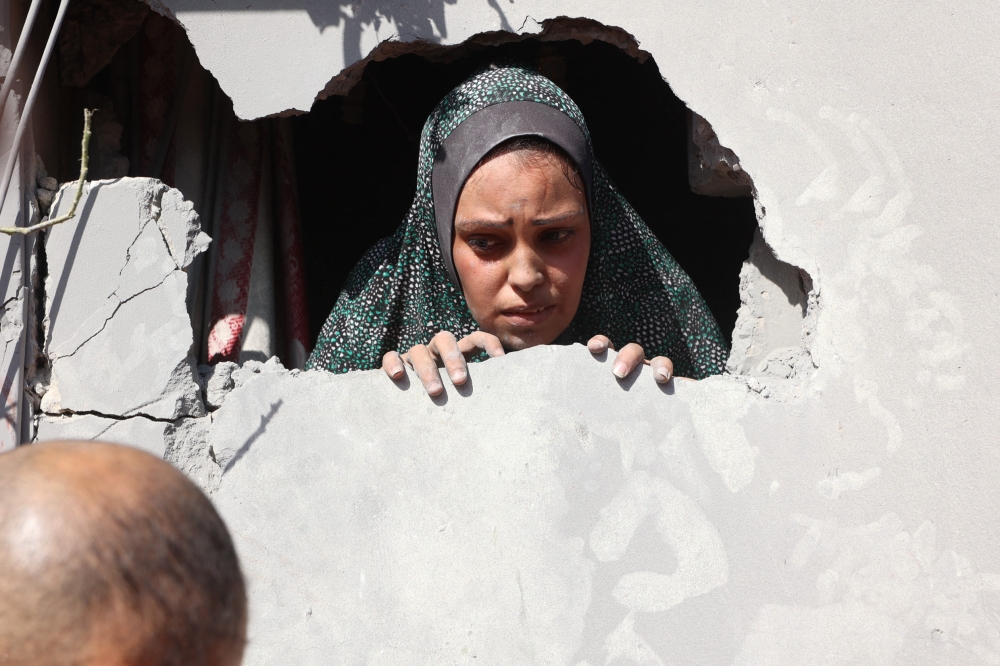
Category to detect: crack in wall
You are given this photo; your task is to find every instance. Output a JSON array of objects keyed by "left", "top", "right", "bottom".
[
  {"left": 42, "top": 407, "right": 200, "bottom": 425},
  {"left": 49, "top": 269, "right": 174, "bottom": 361},
  {"left": 44, "top": 186, "right": 168, "bottom": 360},
  {"left": 32, "top": 179, "right": 208, "bottom": 428}
]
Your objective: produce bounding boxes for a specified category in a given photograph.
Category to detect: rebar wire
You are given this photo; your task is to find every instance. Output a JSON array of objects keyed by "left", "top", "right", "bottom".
[
  {"left": 0, "top": 0, "right": 71, "bottom": 222},
  {"left": 0, "top": 0, "right": 44, "bottom": 129}
]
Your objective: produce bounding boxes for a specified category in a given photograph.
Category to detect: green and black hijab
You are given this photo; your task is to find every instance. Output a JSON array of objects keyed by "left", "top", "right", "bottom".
[{"left": 307, "top": 65, "right": 728, "bottom": 379}]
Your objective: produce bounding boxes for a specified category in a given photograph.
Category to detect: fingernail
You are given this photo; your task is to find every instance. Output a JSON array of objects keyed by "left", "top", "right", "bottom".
[
  {"left": 655, "top": 368, "right": 671, "bottom": 383},
  {"left": 428, "top": 382, "right": 442, "bottom": 395},
  {"left": 613, "top": 362, "right": 627, "bottom": 378},
  {"left": 451, "top": 370, "right": 467, "bottom": 383}
]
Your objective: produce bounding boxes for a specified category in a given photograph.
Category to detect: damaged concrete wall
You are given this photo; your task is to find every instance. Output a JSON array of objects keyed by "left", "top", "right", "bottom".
[
  {"left": 34, "top": 178, "right": 209, "bottom": 456},
  {"left": 16, "top": 0, "right": 1000, "bottom": 663}
]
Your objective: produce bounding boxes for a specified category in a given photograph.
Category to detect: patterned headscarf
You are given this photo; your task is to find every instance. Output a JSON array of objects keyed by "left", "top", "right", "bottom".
[{"left": 307, "top": 65, "right": 728, "bottom": 379}]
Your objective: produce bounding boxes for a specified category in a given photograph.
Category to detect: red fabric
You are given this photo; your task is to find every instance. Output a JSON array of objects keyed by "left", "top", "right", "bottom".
[
  {"left": 131, "top": 15, "right": 311, "bottom": 367},
  {"left": 207, "top": 121, "right": 262, "bottom": 363}
]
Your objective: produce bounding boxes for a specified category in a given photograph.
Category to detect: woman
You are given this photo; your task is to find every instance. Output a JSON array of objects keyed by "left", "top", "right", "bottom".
[{"left": 306, "top": 65, "right": 728, "bottom": 395}]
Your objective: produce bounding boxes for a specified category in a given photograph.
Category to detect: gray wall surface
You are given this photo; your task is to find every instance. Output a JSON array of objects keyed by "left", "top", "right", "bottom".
[{"left": 24, "top": 0, "right": 1000, "bottom": 663}]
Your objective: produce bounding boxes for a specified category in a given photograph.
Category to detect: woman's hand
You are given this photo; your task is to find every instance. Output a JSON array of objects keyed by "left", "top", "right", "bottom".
[
  {"left": 587, "top": 335, "right": 675, "bottom": 384},
  {"left": 382, "top": 331, "right": 505, "bottom": 396}
]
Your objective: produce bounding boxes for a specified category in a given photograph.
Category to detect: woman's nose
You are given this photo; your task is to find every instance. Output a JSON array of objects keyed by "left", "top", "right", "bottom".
[{"left": 506, "top": 245, "right": 545, "bottom": 292}]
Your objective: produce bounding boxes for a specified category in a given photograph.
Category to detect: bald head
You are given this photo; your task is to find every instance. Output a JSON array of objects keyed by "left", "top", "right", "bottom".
[{"left": 0, "top": 441, "right": 246, "bottom": 666}]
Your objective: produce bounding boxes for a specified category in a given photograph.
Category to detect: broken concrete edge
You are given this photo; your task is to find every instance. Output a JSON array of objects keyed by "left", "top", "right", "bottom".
[
  {"left": 726, "top": 227, "right": 820, "bottom": 383},
  {"left": 688, "top": 111, "right": 754, "bottom": 198},
  {"left": 751, "top": 190, "right": 821, "bottom": 368},
  {"left": 140, "top": 0, "right": 179, "bottom": 24},
  {"left": 33, "top": 336, "right": 808, "bottom": 495},
  {"left": 168, "top": 345, "right": 821, "bottom": 497},
  {"left": 171, "top": 17, "right": 654, "bottom": 120}
]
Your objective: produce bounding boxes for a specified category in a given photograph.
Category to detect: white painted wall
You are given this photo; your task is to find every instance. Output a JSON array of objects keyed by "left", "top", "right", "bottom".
[{"left": 25, "top": 0, "right": 1000, "bottom": 663}]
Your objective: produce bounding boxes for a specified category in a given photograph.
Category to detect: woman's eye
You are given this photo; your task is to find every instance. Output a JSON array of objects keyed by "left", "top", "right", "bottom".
[
  {"left": 542, "top": 229, "right": 574, "bottom": 243},
  {"left": 469, "top": 238, "right": 501, "bottom": 251}
]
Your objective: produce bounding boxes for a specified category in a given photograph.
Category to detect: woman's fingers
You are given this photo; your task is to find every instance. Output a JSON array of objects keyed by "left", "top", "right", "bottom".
[
  {"left": 428, "top": 330, "right": 469, "bottom": 386},
  {"left": 587, "top": 335, "right": 615, "bottom": 354},
  {"left": 382, "top": 351, "right": 405, "bottom": 380},
  {"left": 612, "top": 342, "right": 645, "bottom": 379},
  {"left": 405, "top": 344, "right": 445, "bottom": 396},
  {"left": 458, "top": 331, "right": 505, "bottom": 359},
  {"left": 388, "top": 330, "right": 497, "bottom": 397},
  {"left": 649, "top": 356, "right": 674, "bottom": 384}
]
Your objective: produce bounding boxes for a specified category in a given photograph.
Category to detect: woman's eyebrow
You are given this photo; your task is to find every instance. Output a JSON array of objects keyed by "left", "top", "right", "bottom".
[
  {"left": 455, "top": 218, "right": 511, "bottom": 231},
  {"left": 532, "top": 209, "right": 587, "bottom": 226}
]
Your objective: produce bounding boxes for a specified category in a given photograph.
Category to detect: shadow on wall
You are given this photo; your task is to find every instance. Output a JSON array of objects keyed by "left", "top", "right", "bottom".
[{"left": 163, "top": 0, "right": 519, "bottom": 66}]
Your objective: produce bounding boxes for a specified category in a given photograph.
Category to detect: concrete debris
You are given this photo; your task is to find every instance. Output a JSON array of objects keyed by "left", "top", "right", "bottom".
[
  {"left": 231, "top": 355, "right": 288, "bottom": 390},
  {"left": 199, "top": 361, "right": 238, "bottom": 410},
  {"left": 41, "top": 178, "right": 209, "bottom": 421},
  {"left": 198, "top": 355, "right": 287, "bottom": 412},
  {"left": 33, "top": 157, "right": 58, "bottom": 216}
]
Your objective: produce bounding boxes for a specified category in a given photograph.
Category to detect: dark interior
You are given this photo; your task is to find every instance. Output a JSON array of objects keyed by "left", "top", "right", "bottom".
[{"left": 293, "top": 38, "right": 758, "bottom": 347}]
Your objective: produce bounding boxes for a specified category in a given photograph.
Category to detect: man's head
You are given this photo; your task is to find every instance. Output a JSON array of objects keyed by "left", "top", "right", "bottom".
[
  {"left": 453, "top": 136, "right": 591, "bottom": 350},
  {"left": 0, "top": 441, "right": 246, "bottom": 666}
]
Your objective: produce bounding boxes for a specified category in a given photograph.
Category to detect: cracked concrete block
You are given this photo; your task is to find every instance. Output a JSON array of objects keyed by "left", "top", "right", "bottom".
[
  {"left": 35, "top": 413, "right": 170, "bottom": 458},
  {"left": 42, "top": 178, "right": 208, "bottom": 420}
]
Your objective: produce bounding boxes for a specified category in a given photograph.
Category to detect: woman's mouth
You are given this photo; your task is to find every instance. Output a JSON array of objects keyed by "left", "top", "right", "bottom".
[{"left": 500, "top": 305, "right": 556, "bottom": 327}]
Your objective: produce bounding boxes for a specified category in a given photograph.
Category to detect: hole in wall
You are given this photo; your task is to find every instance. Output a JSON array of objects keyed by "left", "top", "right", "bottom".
[
  {"left": 41, "top": 4, "right": 815, "bottom": 376},
  {"left": 292, "top": 35, "right": 760, "bottom": 350}
]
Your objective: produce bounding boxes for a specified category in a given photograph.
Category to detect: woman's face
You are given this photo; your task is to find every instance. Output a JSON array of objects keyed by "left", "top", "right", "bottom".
[{"left": 452, "top": 150, "right": 590, "bottom": 350}]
